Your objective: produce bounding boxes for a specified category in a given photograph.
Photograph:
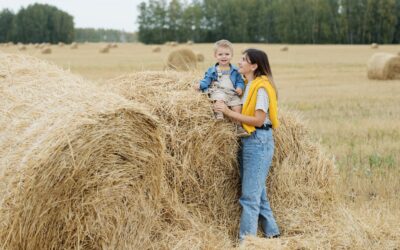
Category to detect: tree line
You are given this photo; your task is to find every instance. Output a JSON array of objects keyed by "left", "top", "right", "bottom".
[
  {"left": 0, "top": 4, "right": 74, "bottom": 43},
  {"left": 137, "top": 0, "right": 400, "bottom": 44},
  {"left": 0, "top": 4, "right": 136, "bottom": 44}
]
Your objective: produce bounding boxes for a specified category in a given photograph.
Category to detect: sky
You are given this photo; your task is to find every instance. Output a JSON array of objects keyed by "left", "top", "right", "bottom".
[{"left": 0, "top": 0, "right": 143, "bottom": 32}]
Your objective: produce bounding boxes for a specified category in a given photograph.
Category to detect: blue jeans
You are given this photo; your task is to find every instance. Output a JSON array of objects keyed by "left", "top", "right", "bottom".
[{"left": 238, "top": 128, "right": 279, "bottom": 241}]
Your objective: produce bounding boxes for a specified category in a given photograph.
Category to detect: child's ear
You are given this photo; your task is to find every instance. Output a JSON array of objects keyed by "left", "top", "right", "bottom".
[{"left": 251, "top": 64, "right": 258, "bottom": 72}]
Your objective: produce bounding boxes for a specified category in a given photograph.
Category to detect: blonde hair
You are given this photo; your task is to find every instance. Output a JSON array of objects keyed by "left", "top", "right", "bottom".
[{"left": 214, "top": 39, "right": 233, "bottom": 54}]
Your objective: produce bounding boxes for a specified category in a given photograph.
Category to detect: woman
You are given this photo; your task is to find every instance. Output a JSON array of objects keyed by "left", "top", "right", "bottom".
[{"left": 214, "top": 48, "right": 280, "bottom": 241}]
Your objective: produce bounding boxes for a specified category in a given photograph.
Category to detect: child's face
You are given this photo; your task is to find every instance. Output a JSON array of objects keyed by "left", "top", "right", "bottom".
[{"left": 214, "top": 47, "right": 233, "bottom": 67}]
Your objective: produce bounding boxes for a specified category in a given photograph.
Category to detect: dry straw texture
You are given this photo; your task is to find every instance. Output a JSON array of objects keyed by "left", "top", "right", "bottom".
[
  {"left": 367, "top": 52, "right": 400, "bottom": 80},
  {"left": 70, "top": 42, "right": 78, "bottom": 49},
  {"left": 99, "top": 46, "right": 110, "bottom": 53},
  {"left": 166, "top": 48, "right": 197, "bottom": 71},
  {"left": 196, "top": 52, "right": 205, "bottom": 62},
  {"left": 41, "top": 47, "right": 52, "bottom": 54},
  {"left": 152, "top": 46, "right": 161, "bottom": 53},
  {"left": 280, "top": 46, "right": 289, "bottom": 51},
  {"left": 0, "top": 52, "right": 165, "bottom": 249},
  {"left": 371, "top": 43, "right": 379, "bottom": 49}
]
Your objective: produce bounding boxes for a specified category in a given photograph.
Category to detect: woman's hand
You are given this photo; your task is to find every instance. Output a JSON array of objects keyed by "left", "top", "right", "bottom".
[{"left": 213, "top": 100, "right": 230, "bottom": 115}]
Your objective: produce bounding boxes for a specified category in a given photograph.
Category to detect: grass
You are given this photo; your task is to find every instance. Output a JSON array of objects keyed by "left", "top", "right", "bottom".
[{"left": 1, "top": 42, "right": 399, "bottom": 244}]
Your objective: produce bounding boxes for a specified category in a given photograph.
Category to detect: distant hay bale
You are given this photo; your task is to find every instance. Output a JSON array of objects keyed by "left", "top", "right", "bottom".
[
  {"left": 41, "top": 47, "right": 52, "bottom": 54},
  {"left": 196, "top": 52, "right": 205, "bottom": 62},
  {"left": 371, "top": 43, "right": 379, "bottom": 49},
  {"left": 58, "top": 42, "right": 64, "bottom": 47},
  {"left": 187, "top": 40, "right": 193, "bottom": 45},
  {"left": 107, "top": 71, "right": 336, "bottom": 246},
  {"left": 99, "top": 46, "right": 110, "bottom": 53},
  {"left": 34, "top": 43, "right": 40, "bottom": 49},
  {"left": 18, "top": 45, "right": 26, "bottom": 51},
  {"left": 166, "top": 48, "right": 197, "bottom": 71},
  {"left": 280, "top": 45, "right": 289, "bottom": 51},
  {"left": 170, "top": 41, "right": 178, "bottom": 47},
  {"left": 0, "top": 52, "right": 165, "bottom": 249},
  {"left": 367, "top": 52, "right": 400, "bottom": 80},
  {"left": 153, "top": 46, "right": 161, "bottom": 53},
  {"left": 70, "top": 42, "right": 78, "bottom": 49},
  {"left": 111, "top": 43, "right": 118, "bottom": 48}
]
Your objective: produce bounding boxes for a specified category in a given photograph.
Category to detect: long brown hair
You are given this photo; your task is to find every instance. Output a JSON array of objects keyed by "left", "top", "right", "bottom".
[{"left": 243, "top": 48, "right": 278, "bottom": 98}]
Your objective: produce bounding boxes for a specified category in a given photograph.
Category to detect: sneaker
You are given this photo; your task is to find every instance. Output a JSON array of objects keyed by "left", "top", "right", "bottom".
[
  {"left": 236, "top": 125, "right": 250, "bottom": 137},
  {"left": 215, "top": 112, "right": 224, "bottom": 120}
]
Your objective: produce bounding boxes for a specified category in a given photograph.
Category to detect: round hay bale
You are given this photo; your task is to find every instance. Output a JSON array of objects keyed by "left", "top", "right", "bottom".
[
  {"left": 170, "top": 41, "right": 178, "bottom": 47},
  {"left": 0, "top": 52, "right": 165, "bottom": 249},
  {"left": 367, "top": 52, "right": 400, "bottom": 80},
  {"left": 111, "top": 43, "right": 118, "bottom": 48},
  {"left": 152, "top": 46, "right": 161, "bottom": 53},
  {"left": 99, "top": 46, "right": 110, "bottom": 53},
  {"left": 371, "top": 43, "right": 379, "bottom": 49},
  {"left": 280, "top": 45, "right": 289, "bottom": 51},
  {"left": 196, "top": 52, "right": 205, "bottom": 62},
  {"left": 166, "top": 49, "right": 197, "bottom": 71},
  {"left": 70, "top": 42, "right": 78, "bottom": 49},
  {"left": 187, "top": 40, "right": 193, "bottom": 45},
  {"left": 41, "top": 47, "right": 52, "bottom": 54},
  {"left": 18, "top": 45, "right": 27, "bottom": 51},
  {"left": 58, "top": 42, "right": 64, "bottom": 47},
  {"left": 107, "top": 71, "right": 337, "bottom": 245},
  {"left": 34, "top": 43, "right": 40, "bottom": 49}
]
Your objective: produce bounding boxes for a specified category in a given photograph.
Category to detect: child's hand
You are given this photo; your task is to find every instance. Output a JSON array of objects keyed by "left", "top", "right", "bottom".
[{"left": 235, "top": 88, "right": 243, "bottom": 96}]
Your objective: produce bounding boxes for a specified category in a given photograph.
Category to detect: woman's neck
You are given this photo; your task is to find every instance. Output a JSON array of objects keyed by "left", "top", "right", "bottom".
[{"left": 245, "top": 73, "right": 255, "bottom": 82}]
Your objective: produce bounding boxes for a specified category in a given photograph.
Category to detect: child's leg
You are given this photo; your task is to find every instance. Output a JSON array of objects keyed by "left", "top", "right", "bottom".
[
  {"left": 214, "top": 100, "right": 225, "bottom": 120},
  {"left": 231, "top": 105, "right": 242, "bottom": 114},
  {"left": 231, "top": 105, "right": 249, "bottom": 137}
]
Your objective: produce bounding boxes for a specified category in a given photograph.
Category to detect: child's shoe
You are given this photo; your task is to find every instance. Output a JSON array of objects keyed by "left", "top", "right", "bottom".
[
  {"left": 236, "top": 125, "right": 250, "bottom": 137},
  {"left": 215, "top": 111, "right": 224, "bottom": 120}
]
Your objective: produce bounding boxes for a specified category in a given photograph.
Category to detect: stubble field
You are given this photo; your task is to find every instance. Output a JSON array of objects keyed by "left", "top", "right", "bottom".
[{"left": 1, "top": 42, "right": 399, "bottom": 248}]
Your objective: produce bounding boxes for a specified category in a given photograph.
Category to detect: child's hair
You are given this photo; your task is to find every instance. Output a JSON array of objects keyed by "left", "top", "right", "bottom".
[
  {"left": 214, "top": 39, "right": 233, "bottom": 54},
  {"left": 243, "top": 48, "right": 278, "bottom": 98}
]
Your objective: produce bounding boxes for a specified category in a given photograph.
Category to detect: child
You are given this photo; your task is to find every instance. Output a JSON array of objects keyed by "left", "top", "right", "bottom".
[{"left": 196, "top": 39, "right": 248, "bottom": 136}]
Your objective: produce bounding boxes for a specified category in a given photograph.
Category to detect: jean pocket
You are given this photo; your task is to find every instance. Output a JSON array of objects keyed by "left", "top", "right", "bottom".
[{"left": 254, "top": 130, "right": 271, "bottom": 144}]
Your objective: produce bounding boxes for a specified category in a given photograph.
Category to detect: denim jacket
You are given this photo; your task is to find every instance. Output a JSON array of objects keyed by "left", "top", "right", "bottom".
[{"left": 199, "top": 64, "right": 245, "bottom": 92}]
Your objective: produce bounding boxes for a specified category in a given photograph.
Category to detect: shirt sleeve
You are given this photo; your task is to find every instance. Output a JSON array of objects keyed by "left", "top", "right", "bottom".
[{"left": 255, "top": 88, "right": 269, "bottom": 113}]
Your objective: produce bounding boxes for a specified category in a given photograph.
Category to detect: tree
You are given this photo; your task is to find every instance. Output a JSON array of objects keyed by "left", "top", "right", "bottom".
[
  {"left": 0, "top": 9, "right": 16, "bottom": 42},
  {"left": 14, "top": 3, "right": 74, "bottom": 43}
]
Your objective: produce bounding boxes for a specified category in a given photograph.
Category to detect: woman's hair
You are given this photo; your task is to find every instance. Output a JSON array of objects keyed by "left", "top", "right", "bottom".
[{"left": 243, "top": 48, "right": 278, "bottom": 98}]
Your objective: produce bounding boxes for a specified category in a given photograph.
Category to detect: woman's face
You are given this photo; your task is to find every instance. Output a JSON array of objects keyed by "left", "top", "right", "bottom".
[{"left": 238, "top": 54, "right": 254, "bottom": 75}]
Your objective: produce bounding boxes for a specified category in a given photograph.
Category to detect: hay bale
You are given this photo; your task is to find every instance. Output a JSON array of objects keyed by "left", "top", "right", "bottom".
[
  {"left": 111, "top": 43, "right": 118, "bottom": 48},
  {"left": 371, "top": 43, "right": 379, "bottom": 49},
  {"left": 70, "top": 42, "right": 78, "bottom": 49},
  {"left": 196, "top": 52, "right": 205, "bottom": 62},
  {"left": 152, "top": 46, "right": 161, "bottom": 53},
  {"left": 187, "top": 40, "right": 193, "bottom": 45},
  {"left": 58, "top": 42, "right": 64, "bottom": 47},
  {"left": 367, "top": 52, "right": 400, "bottom": 80},
  {"left": 99, "top": 45, "right": 110, "bottom": 53},
  {"left": 18, "top": 45, "right": 27, "bottom": 51},
  {"left": 280, "top": 45, "right": 289, "bottom": 51},
  {"left": 166, "top": 49, "right": 197, "bottom": 71},
  {"left": 170, "top": 41, "right": 178, "bottom": 47},
  {"left": 107, "top": 71, "right": 336, "bottom": 246},
  {"left": 0, "top": 52, "right": 165, "bottom": 249},
  {"left": 41, "top": 47, "right": 52, "bottom": 54}
]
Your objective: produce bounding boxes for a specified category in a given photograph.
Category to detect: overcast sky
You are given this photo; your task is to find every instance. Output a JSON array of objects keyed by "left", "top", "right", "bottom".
[{"left": 0, "top": 0, "right": 143, "bottom": 32}]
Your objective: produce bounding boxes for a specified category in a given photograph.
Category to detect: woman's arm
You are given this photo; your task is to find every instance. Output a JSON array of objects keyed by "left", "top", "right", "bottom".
[{"left": 214, "top": 101, "right": 266, "bottom": 127}]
